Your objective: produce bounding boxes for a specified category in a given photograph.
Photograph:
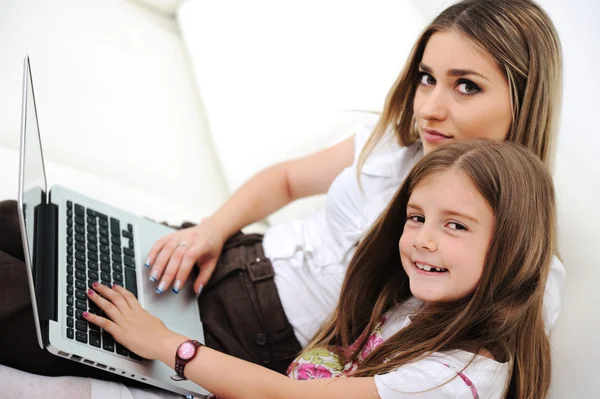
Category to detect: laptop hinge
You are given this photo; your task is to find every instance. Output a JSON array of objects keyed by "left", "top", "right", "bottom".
[{"left": 34, "top": 200, "right": 58, "bottom": 322}]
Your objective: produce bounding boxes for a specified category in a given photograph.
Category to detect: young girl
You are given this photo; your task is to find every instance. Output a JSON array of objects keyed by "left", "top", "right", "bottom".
[
  {"left": 0, "top": 0, "right": 564, "bottom": 392},
  {"left": 84, "top": 139, "right": 556, "bottom": 398}
]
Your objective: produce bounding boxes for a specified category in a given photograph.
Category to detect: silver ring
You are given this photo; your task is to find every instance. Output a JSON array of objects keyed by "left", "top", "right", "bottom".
[{"left": 177, "top": 242, "right": 189, "bottom": 248}]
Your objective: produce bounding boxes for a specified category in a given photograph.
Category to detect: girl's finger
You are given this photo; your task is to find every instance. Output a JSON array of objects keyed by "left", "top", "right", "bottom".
[
  {"left": 82, "top": 311, "right": 119, "bottom": 337},
  {"left": 91, "top": 282, "right": 132, "bottom": 313},
  {"left": 87, "top": 287, "right": 125, "bottom": 323},
  {"left": 112, "top": 284, "right": 142, "bottom": 311}
]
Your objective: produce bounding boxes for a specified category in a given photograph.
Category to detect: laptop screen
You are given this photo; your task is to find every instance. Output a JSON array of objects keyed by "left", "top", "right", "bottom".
[{"left": 19, "top": 57, "right": 49, "bottom": 271}]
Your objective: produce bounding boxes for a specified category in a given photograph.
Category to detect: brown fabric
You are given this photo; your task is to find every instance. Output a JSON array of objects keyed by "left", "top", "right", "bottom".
[
  {"left": 0, "top": 199, "right": 301, "bottom": 382},
  {"left": 199, "top": 232, "right": 302, "bottom": 374}
]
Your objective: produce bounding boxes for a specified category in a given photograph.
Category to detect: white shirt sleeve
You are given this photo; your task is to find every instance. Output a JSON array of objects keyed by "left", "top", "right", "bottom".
[
  {"left": 542, "top": 255, "right": 567, "bottom": 332},
  {"left": 373, "top": 352, "right": 508, "bottom": 399}
]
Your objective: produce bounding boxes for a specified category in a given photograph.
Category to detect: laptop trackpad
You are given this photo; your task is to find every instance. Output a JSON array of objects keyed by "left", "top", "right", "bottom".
[{"left": 140, "top": 273, "right": 204, "bottom": 341}]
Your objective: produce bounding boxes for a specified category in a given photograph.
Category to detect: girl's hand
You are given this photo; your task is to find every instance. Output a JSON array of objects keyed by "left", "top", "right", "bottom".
[
  {"left": 84, "top": 283, "right": 186, "bottom": 361},
  {"left": 145, "top": 218, "right": 226, "bottom": 295}
]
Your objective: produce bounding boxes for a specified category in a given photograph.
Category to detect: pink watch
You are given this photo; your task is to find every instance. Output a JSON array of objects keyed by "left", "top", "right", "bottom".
[{"left": 171, "top": 339, "right": 203, "bottom": 381}]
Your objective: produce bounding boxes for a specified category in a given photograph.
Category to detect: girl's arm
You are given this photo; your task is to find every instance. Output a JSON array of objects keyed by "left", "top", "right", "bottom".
[{"left": 84, "top": 283, "right": 380, "bottom": 399}]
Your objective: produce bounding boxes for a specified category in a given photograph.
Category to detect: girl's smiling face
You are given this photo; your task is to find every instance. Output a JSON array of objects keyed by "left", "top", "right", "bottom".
[
  {"left": 399, "top": 169, "right": 495, "bottom": 304},
  {"left": 413, "top": 30, "right": 513, "bottom": 154}
]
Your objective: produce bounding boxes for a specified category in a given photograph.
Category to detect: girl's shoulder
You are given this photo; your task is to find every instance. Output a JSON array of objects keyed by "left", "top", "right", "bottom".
[{"left": 374, "top": 350, "right": 509, "bottom": 399}]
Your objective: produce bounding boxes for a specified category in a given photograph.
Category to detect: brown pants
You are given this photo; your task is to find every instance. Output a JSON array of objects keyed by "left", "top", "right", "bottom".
[{"left": 0, "top": 200, "right": 301, "bottom": 384}]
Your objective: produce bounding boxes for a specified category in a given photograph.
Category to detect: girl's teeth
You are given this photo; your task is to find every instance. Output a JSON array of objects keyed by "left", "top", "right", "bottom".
[{"left": 423, "top": 265, "right": 431, "bottom": 271}]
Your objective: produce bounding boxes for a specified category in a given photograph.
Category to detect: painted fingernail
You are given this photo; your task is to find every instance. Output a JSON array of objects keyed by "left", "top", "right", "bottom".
[
  {"left": 149, "top": 272, "right": 158, "bottom": 282},
  {"left": 92, "top": 282, "right": 99, "bottom": 288},
  {"left": 88, "top": 289, "right": 94, "bottom": 295},
  {"left": 83, "top": 311, "right": 89, "bottom": 318},
  {"left": 172, "top": 280, "right": 181, "bottom": 294},
  {"left": 196, "top": 285, "right": 204, "bottom": 297},
  {"left": 144, "top": 257, "right": 152, "bottom": 268},
  {"left": 155, "top": 282, "right": 165, "bottom": 294}
]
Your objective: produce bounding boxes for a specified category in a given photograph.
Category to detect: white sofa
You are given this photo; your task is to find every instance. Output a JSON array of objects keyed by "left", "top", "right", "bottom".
[{"left": 0, "top": 0, "right": 598, "bottom": 397}]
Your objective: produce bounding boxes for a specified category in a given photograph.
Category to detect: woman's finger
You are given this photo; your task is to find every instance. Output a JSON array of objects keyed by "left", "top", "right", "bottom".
[
  {"left": 173, "top": 246, "right": 203, "bottom": 294},
  {"left": 112, "top": 284, "right": 142, "bottom": 311},
  {"left": 144, "top": 233, "right": 173, "bottom": 268},
  {"left": 82, "top": 311, "right": 119, "bottom": 337},
  {"left": 148, "top": 237, "right": 180, "bottom": 283},
  {"left": 156, "top": 243, "right": 192, "bottom": 293}
]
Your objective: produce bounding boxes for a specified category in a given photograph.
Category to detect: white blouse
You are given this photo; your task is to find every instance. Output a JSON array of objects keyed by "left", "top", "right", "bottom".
[{"left": 263, "top": 115, "right": 566, "bottom": 346}]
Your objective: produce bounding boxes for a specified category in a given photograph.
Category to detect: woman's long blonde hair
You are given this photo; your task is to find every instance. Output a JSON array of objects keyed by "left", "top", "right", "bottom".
[
  {"left": 305, "top": 139, "right": 556, "bottom": 398},
  {"left": 358, "top": 0, "right": 562, "bottom": 170}
]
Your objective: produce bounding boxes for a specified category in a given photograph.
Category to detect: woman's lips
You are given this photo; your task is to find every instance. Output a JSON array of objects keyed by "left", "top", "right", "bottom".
[{"left": 422, "top": 129, "right": 451, "bottom": 144}]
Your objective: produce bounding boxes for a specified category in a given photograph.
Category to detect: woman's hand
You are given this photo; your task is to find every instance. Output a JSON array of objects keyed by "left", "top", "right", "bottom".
[
  {"left": 145, "top": 218, "right": 227, "bottom": 295},
  {"left": 84, "top": 283, "right": 187, "bottom": 361}
]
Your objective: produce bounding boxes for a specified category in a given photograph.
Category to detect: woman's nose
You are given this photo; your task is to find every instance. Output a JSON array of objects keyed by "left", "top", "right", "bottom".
[{"left": 419, "top": 87, "right": 449, "bottom": 122}]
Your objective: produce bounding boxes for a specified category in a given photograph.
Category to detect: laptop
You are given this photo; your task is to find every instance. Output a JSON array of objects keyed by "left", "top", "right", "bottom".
[{"left": 17, "top": 55, "right": 211, "bottom": 398}]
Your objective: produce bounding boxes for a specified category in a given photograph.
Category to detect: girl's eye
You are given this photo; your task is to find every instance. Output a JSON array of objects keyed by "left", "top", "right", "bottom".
[
  {"left": 419, "top": 73, "right": 435, "bottom": 86},
  {"left": 409, "top": 215, "right": 425, "bottom": 223},
  {"left": 456, "top": 79, "right": 481, "bottom": 95},
  {"left": 447, "top": 222, "right": 467, "bottom": 231}
]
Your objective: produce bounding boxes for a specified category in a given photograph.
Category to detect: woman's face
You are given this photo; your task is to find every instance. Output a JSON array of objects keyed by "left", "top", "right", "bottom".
[{"left": 413, "top": 30, "right": 513, "bottom": 154}]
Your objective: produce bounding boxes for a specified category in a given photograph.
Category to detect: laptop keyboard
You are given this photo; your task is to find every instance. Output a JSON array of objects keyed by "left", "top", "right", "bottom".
[{"left": 64, "top": 200, "right": 143, "bottom": 361}]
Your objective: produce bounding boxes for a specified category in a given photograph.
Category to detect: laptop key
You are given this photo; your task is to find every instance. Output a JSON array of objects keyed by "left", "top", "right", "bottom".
[
  {"left": 89, "top": 331, "right": 101, "bottom": 348},
  {"left": 102, "top": 332, "right": 115, "bottom": 352},
  {"left": 67, "top": 306, "right": 74, "bottom": 317},
  {"left": 95, "top": 211, "right": 108, "bottom": 221},
  {"left": 88, "top": 252, "right": 98, "bottom": 262},
  {"left": 67, "top": 246, "right": 73, "bottom": 255},
  {"left": 89, "top": 243, "right": 98, "bottom": 252},
  {"left": 67, "top": 254, "right": 74, "bottom": 264},
  {"left": 75, "top": 225, "right": 85, "bottom": 234},
  {"left": 76, "top": 331, "right": 87, "bottom": 344},
  {"left": 67, "top": 265, "right": 74, "bottom": 275},
  {"left": 67, "top": 296, "right": 74, "bottom": 306},
  {"left": 101, "top": 272, "right": 111, "bottom": 283},
  {"left": 124, "top": 256, "right": 135, "bottom": 268},
  {"left": 100, "top": 245, "right": 110, "bottom": 255},
  {"left": 88, "top": 270, "right": 99, "bottom": 281},
  {"left": 76, "top": 310, "right": 85, "bottom": 320},
  {"left": 129, "top": 352, "right": 143, "bottom": 361},
  {"left": 87, "top": 216, "right": 96, "bottom": 225},
  {"left": 122, "top": 230, "right": 133, "bottom": 239},
  {"left": 124, "top": 268, "right": 137, "bottom": 298},
  {"left": 67, "top": 328, "right": 74, "bottom": 340},
  {"left": 111, "top": 236, "right": 121, "bottom": 246},
  {"left": 88, "top": 261, "right": 99, "bottom": 271},
  {"left": 75, "top": 252, "right": 85, "bottom": 262},
  {"left": 116, "top": 343, "right": 128, "bottom": 357},
  {"left": 113, "top": 272, "right": 123, "bottom": 282},
  {"left": 100, "top": 254, "right": 110, "bottom": 264},
  {"left": 76, "top": 280, "right": 86, "bottom": 291},
  {"left": 110, "top": 218, "right": 120, "bottom": 235},
  {"left": 75, "top": 320, "right": 88, "bottom": 332},
  {"left": 86, "top": 208, "right": 96, "bottom": 218},
  {"left": 74, "top": 204, "right": 85, "bottom": 216},
  {"left": 112, "top": 254, "right": 122, "bottom": 264},
  {"left": 89, "top": 322, "right": 101, "bottom": 332},
  {"left": 123, "top": 247, "right": 134, "bottom": 258},
  {"left": 75, "top": 270, "right": 86, "bottom": 280},
  {"left": 67, "top": 275, "right": 74, "bottom": 285},
  {"left": 67, "top": 285, "right": 74, "bottom": 295},
  {"left": 75, "top": 290, "right": 86, "bottom": 300},
  {"left": 100, "top": 218, "right": 109, "bottom": 229},
  {"left": 67, "top": 236, "right": 73, "bottom": 245},
  {"left": 112, "top": 263, "right": 122, "bottom": 273},
  {"left": 67, "top": 201, "right": 72, "bottom": 209},
  {"left": 76, "top": 234, "right": 86, "bottom": 243},
  {"left": 67, "top": 317, "right": 74, "bottom": 328},
  {"left": 87, "top": 225, "right": 97, "bottom": 235},
  {"left": 75, "top": 261, "right": 86, "bottom": 271},
  {"left": 112, "top": 245, "right": 122, "bottom": 255},
  {"left": 99, "top": 227, "right": 109, "bottom": 237},
  {"left": 75, "top": 216, "right": 85, "bottom": 225},
  {"left": 75, "top": 300, "right": 87, "bottom": 311},
  {"left": 67, "top": 227, "right": 73, "bottom": 236}
]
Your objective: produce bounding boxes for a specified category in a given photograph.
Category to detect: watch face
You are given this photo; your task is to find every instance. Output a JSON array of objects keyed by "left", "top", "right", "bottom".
[{"left": 177, "top": 342, "right": 196, "bottom": 360}]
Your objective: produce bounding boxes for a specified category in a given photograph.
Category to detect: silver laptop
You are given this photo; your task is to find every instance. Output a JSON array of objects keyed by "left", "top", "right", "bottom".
[{"left": 17, "top": 55, "right": 210, "bottom": 398}]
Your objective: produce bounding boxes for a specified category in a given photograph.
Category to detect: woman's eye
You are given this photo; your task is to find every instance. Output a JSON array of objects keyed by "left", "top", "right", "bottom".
[
  {"left": 409, "top": 215, "right": 425, "bottom": 223},
  {"left": 419, "top": 73, "right": 435, "bottom": 86},
  {"left": 447, "top": 222, "right": 467, "bottom": 231},
  {"left": 456, "top": 79, "right": 481, "bottom": 94}
]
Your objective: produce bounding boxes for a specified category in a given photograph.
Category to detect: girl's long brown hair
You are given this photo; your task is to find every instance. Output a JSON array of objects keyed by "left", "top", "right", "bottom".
[
  {"left": 359, "top": 0, "right": 562, "bottom": 171},
  {"left": 305, "top": 139, "right": 556, "bottom": 398}
]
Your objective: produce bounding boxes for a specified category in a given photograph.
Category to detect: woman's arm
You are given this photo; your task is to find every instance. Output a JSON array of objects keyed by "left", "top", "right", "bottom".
[
  {"left": 145, "top": 135, "right": 355, "bottom": 293},
  {"left": 209, "top": 135, "right": 355, "bottom": 239},
  {"left": 84, "top": 283, "right": 379, "bottom": 399}
]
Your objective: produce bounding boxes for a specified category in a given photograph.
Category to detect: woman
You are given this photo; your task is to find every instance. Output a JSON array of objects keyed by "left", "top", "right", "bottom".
[{"left": 0, "top": 0, "right": 565, "bottom": 394}]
